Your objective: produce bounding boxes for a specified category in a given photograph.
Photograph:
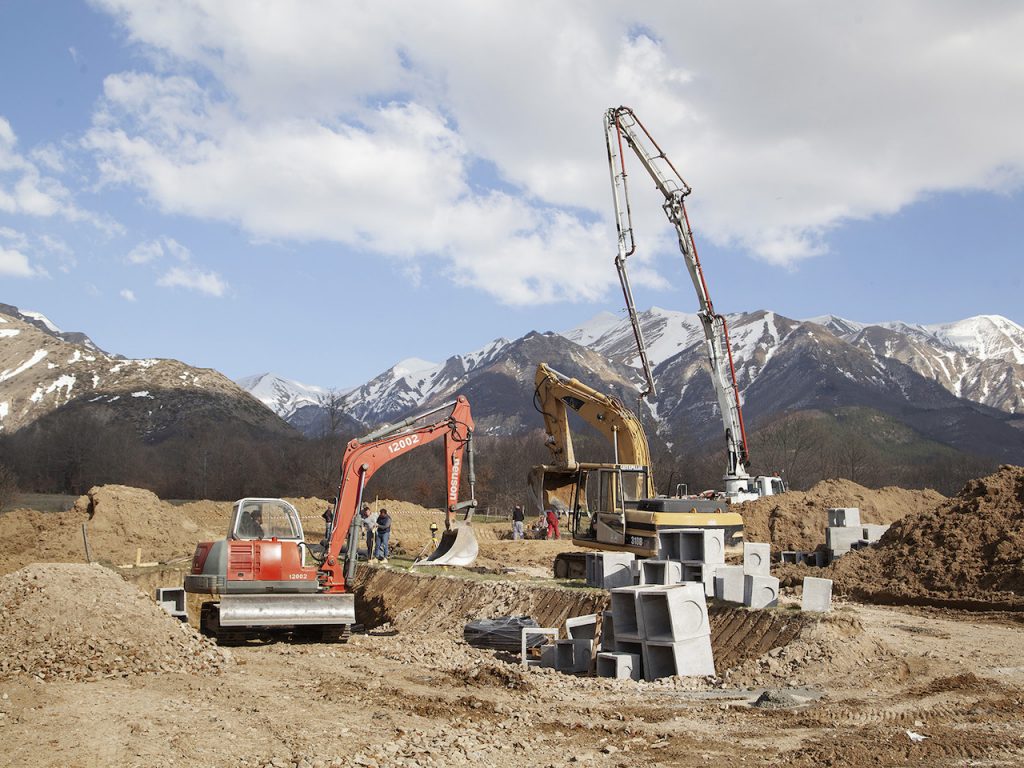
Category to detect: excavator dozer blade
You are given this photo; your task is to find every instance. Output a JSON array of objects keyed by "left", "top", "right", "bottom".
[
  {"left": 217, "top": 593, "right": 355, "bottom": 627},
  {"left": 415, "top": 521, "right": 478, "bottom": 567}
]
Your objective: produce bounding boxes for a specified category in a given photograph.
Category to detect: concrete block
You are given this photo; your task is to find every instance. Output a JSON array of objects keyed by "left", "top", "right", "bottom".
[
  {"left": 610, "top": 585, "right": 646, "bottom": 641},
  {"left": 713, "top": 565, "right": 745, "bottom": 603},
  {"left": 539, "top": 644, "right": 556, "bottom": 668},
  {"left": 585, "top": 552, "right": 597, "bottom": 586},
  {"left": 862, "top": 524, "right": 890, "bottom": 543},
  {"left": 826, "top": 526, "right": 865, "bottom": 555},
  {"left": 600, "top": 610, "right": 616, "bottom": 652},
  {"left": 554, "top": 639, "right": 593, "bottom": 673},
  {"left": 637, "top": 583, "right": 710, "bottom": 642},
  {"left": 801, "top": 577, "right": 833, "bottom": 612},
  {"left": 828, "top": 507, "right": 861, "bottom": 527},
  {"left": 155, "top": 587, "right": 187, "bottom": 620},
  {"left": 743, "top": 543, "right": 771, "bottom": 576},
  {"left": 565, "top": 613, "right": 599, "bottom": 641},
  {"left": 596, "top": 552, "right": 636, "bottom": 589},
  {"left": 743, "top": 575, "right": 780, "bottom": 609},
  {"left": 814, "top": 549, "right": 829, "bottom": 567},
  {"left": 521, "top": 626, "right": 559, "bottom": 668},
  {"left": 637, "top": 559, "right": 684, "bottom": 585},
  {"left": 596, "top": 651, "right": 641, "bottom": 681},
  {"left": 642, "top": 636, "right": 715, "bottom": 680},
  {"left": 678, "top": 562, "right": 714, "bottom": 597},
  {"left": 658, "top": 528, "right": 725, "bottom": 564}
]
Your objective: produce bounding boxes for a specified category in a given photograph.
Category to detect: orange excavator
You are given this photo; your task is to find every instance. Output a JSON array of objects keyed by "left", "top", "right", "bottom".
[{"left": 185, "top": 396, "right": 477, "bottom": 643}]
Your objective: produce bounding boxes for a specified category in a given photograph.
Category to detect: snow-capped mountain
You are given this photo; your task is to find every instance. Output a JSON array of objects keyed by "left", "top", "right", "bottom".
[
  {"left": 0, "top": 307, "right": 290, "bottom": 438},
  {"left": 237, "top": 373, "right": 335, "bottom": 419}
]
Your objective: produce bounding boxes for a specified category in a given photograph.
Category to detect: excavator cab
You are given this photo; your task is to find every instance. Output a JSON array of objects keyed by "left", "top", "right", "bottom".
[
  {"left": 230, "top": 498, "right": 304, "bottom": 542},
  {"left": 569, "top": 463, "right": 650, "bottom": 545}
]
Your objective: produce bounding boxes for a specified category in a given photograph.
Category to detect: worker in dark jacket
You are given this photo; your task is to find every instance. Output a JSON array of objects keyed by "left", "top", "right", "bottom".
[
  {"left": 374, "top": 508, "right": 393, "bottom": 563},
  {"left": 512, "top": 505, "right": 525, "bottom": 540}
]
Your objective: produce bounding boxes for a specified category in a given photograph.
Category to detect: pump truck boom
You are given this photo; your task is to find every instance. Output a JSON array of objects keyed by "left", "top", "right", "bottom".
[
  {"left": 185, "top": 396, "right": 477, "bottom": 643},
  {"left": 604, "top": 105, "right": 784, "bottom": 502}
]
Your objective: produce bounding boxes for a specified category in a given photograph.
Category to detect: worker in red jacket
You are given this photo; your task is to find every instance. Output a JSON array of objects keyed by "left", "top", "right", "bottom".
[{"left": 545, "top": 508, "right": 560, "bottom": 539}]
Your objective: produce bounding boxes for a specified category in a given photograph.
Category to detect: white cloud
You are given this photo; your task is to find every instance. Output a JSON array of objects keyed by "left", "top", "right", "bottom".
[
  {"left": 86, "top": 1, "right": 1024, "bottom": 299},
  {"left": 126, "top": 239, "right": 163, "bottom": 264},
  {"left": 0, "top": 246, "right": 39, "bottom": 277},
  {"left": 120, "top": 288, "right": 137, "bottom": 301},
  {"left": 157, "top": 265, "right": 227, "bottom": 297}
]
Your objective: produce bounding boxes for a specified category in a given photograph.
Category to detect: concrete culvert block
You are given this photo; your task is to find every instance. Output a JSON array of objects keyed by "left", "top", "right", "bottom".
[
  {"left": 743, "top": 543, "right": 772, "bottom": 576},
  {"left": 599, "top": 553, "right": 636, "bottom": 589},
  {"left": 642, "top": 636, "right": 715, "bottom": 680},
  {"left": 743, "top": 575, "right": 780, "bottom": 609},
  {"left": 826, "top": 526, "right": 864, "bottom": 555},
  {"left": 521, "top": 627, "right": 559, "bottom": 668},
  {"left": 596, "top": 651, "right": 641, "bottom": 681},
  {"left": 610, "top": 586, "right": 645, "bottom": 641},
  {"left": 862, "top": 524, "right": 890, "bottom": 543},
  {"left": 600, "top": 610, "right": 616, "bottom": 652},
  {"left": 801, "top": 577, "right": 833, "bottom": 612},
  {"left": 565, "top": 613, "right": 599, "bottom": 641},
  {"left": 713, "top": 565, "right": 745, "bottom": 603},
  {"left": 638, "top": 560, "right": 683, "bottom": 585},
  {"left": 828, "top": 507, "right": 861, "bottom": 527},
  {"left": 638, "top": 583, "right": 709, "bottom": 642},
  {"left": 555, "top": 639, "right": 593, "bottom": 673},
  {"left": 658, "top": 528, "right": 725, "bottom": 564}
]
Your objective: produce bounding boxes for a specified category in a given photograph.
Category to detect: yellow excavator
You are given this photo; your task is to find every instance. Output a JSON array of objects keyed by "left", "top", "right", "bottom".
[{"left": 530, "top": 363, "right": 743, "bottom": 579}]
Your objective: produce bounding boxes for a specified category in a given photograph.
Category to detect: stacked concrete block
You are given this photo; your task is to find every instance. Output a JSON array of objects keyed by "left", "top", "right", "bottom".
[
  {"left": 743, "top": 575, "right": 780, "bottom": 609},
  {"left": 658, "top": 528, "right": 726, "bottom": 564},
  {"left": 521, "top": 626, "right": 559, "bottom": 668},
  {"left": 554, "top": 639, "right": 593, "bottom": 673},
  {"left": 826, "top": 526, "right": 866, "bottom": 557},
  {"left": 609, "top": 585, "right": 648, "bottom": 642},
  {"left": 713, "top": 565, "right": 745, "bottom": 603},
  {"left": 600, "top": 610, "right": 616, "bottom": 652},
  {"left": 862, "top": 524, "right": 890, "bottom": 543},
  {"left": 642, "top": 636, "right": 716, "bottom": 679},
  {"left": 586, "top": 552, "right": 636, "bottom": 589},
  {"left": 596, "top": 651, "right": 641, "bottom": 681},
  {"left": 828, "top": 507, "right": 861, "bottom": 527},
  {"left": 636, "top": 559, "right": 684, "bottom": 586},
  {"left": 801, "top": 577, "right": 833, "bottom": 612},
  {"left": 743, "top": 543, "right": 771, "bottom": 576},
  {"left": 565, "top": 613, "right": 599, "bottom": 641}
]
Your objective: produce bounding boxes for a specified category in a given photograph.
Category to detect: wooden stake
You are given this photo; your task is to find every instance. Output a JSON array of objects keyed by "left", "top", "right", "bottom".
[{"left": 81, "top": 523, "right": 92, "bottom": 564}]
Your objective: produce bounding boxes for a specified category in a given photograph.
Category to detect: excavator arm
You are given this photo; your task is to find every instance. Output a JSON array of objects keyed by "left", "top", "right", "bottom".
[
  {"left": 534, "top": 363, "right": 654, "bottom": 485},
  {"left": 604, "top": 105, "right": 752, "bottom": 488},
  {"left": 318, "top": 395, "right": 476, "bottom": 592}
]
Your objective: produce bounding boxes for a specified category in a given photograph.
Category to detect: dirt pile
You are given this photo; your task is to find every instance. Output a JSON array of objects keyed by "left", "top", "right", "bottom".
[
  {"left": 740, "top": 478, "right": 945, "bottom": 550},
  {"left": 0, "top": 563, "right": 231, "bottom": 681},
  {"left": 832, "top": 465, "right": 1024, "bottom": 608}
]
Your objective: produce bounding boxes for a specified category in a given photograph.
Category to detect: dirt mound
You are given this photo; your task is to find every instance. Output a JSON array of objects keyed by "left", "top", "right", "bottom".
[
  {"left": 740, "top": 478, "right": 945, "bottom": 550},
  {"left": 831, "top": 465, "right": 1024, "bottom": 607},
  {"left": 0, "top": 563, "right": 231, "bottom": 681}
]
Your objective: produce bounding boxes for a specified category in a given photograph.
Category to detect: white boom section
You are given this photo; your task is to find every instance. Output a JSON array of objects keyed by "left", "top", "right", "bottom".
[{"left": 604, "top": 106, "right": 751, "bottom": 490}]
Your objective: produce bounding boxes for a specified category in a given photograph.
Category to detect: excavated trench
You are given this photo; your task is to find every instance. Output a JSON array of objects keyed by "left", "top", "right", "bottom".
[{"left": 353, "top": 567, "right": 817, "bottom": 670}]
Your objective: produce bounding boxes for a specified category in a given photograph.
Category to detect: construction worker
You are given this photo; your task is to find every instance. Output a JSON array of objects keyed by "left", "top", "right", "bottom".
[
  {"left": 359, "top": 503, "right": 377, "bottom": 561},
  {"left": 374, "top": 508, "right": 392, "bottom": 563},
  {"left": 511, "top": 505, "right": 525, "bottom": 540},
  {"left": 545, "top": 507, "right": 560, "bottom": 540}
]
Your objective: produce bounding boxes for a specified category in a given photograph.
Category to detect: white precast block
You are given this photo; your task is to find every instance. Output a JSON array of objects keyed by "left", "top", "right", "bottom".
[
  {"left": 743, "top": 575, "right": 780, "bottom": 609},
  {"left": 743, "top": 543, "right": 771, "bottom": 576},
  {"left": 600, "top": 610, "right": 616, "bottom": 652},
  {"left": 521, "top": 626, "right": 559, "bottom": 668},
  {"left": 596, "top": 651, "right": 641, "bottom": 681},
  {"left": 565, "top": 613, "right": 599, "bottom": 641},
  {"left": 713, "top": 565, "right": 745, "bottom": 603},
  {"left": 642, "top": 636, "right": 715, "bottom": 680},
  {"left": 599, "top": 552, "right": 636, "bottom": 589},
  {"left": 826, "top": 526, "right": 865, "bottom": 555},
  {"left": 638, "top": 559, "right": 684, "bottom": 585},
  {"left": 610, "top": 585, "right": 646, "bottom": 641},
  {"left": 801, "top": 577, "right": 833, "bottom": 612},
  {"left": 828, "top": 507, "right": 861, "bottom": 527},
  {"left": 638, "top": 583, "right": 709, "bottom": 642},
  {"left": 862, "top": 524, "right": 890, "bottom": 543},
  {"left": 585, "top": 552, "right": 598, "bottom": 586},
  {"left": 554, "top": 639, "right": 593, "bottom": 673},
  {"left": 657, "top": 527, "right": 726, "bottom": 564}
]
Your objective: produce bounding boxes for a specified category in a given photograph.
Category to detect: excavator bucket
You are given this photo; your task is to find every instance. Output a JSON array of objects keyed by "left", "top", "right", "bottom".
[{"left": 415, "top": 521, "right": 478, "bottom": 567}]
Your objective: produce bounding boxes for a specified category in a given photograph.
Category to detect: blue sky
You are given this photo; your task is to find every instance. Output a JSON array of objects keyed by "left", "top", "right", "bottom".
[{"left": 2, "top": 1, "right": 1022, "bottom": 388}]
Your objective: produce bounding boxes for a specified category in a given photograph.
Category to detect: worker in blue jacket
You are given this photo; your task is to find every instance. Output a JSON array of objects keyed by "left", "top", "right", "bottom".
[{"left": 374, "top": 508, "right": 393, "bottom": 563}]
